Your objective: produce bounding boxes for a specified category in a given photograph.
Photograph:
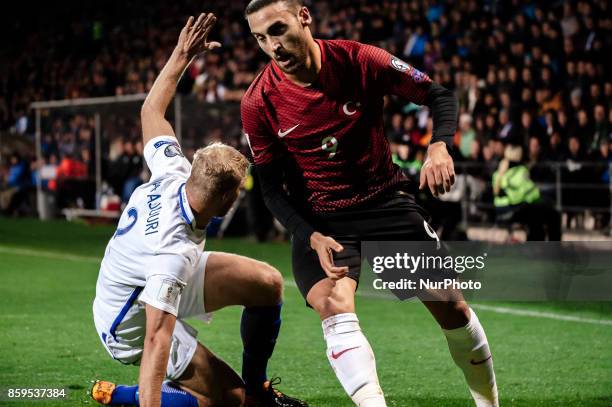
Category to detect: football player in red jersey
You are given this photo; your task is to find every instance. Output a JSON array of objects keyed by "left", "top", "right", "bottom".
[{"left": 241, "top": 1, "right": 499, "bottom": 406}]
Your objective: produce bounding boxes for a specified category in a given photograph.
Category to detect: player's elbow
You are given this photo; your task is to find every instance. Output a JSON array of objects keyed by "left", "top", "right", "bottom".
[
  {"left": 144, "top": 318, "right": 175, "bottom": 349},
  {"left": 425, "top": 82, "right": 456, "bottom": 107},
  {"left": 143, "top": 330, "right": 173, "bottom": 357},
  {"left": 145, "top": 327, "right": 171, "bottom": 345},
  {"left": 436, "top": 87, "right": 456, "bottom": 106},
  {"left": 140, "top": 101, "right": 156, "bottom": 121}
]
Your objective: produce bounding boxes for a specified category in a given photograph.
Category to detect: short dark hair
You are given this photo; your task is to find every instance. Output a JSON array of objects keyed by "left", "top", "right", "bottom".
[{"left": 245, "top": 0, "right": 304, "bottom": 16}]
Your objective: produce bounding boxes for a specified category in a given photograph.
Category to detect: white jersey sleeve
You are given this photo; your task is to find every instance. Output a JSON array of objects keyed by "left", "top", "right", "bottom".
[
  {"left": 144, "top": 135, "right": 191, "bottom": 181},
  {"left": 138, "top": 253, "right": 192, "bottom": 316}
]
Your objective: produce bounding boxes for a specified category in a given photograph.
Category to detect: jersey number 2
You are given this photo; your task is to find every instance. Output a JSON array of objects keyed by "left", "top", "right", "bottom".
[{"left": 114, "top": 207, "right": 138, "bottom": 238}]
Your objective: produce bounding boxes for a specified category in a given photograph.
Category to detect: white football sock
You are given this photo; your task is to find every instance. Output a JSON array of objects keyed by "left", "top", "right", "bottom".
[
  {"left": 443, "top": 308, "right": 499, "bottom": 407},
  {"left": 351, "top": 382, "right": 386, "bottom": 407},
  {"left": 322, "top": 313, "right": 386, "bottom": 407}
]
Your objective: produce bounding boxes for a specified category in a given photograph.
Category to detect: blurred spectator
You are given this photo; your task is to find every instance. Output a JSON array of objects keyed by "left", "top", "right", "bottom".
[
  {"left": 457, "top": 113, "right": 476, "bottom": 158},
  {"left": 122, "top": 140, "right": 144, "bottom": 202},
  {"left": 563, "top": 135, "right": 589, "bottom": 227},
  {"left": 49, "top": 150, "right": 92, "bottom": 210},
  {"left": 591, "top": 138, "right": 612, "bottom": 228},
  {"left": 0, "top": 153, "right": 32, "bottom": 215},
  {"left": 39, "top": 155, "right": 59, "bottom": 191},
  {"left": 391, "top": 142, "right": 423, "bottom": 182},
  {"left": 493, "top": 145, "right": 561, "bottom": 240},
  {"left": 1, "top": 0, "right": 610, "bottom": 231},
  {"left": 591, "top": 104, "right": 608, "bottom": 152},
  {"left": 2, "top": 0, "right": 607, "bottom": 147}
]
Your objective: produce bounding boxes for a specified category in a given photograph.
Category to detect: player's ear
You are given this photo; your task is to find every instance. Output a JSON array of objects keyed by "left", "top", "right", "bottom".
[{"left": 297, "top": 6, "right": 312, "bottom": 27}]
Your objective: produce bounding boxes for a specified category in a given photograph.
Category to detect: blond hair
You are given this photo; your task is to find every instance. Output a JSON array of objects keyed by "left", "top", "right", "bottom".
[{"left": 187, "top": 142, "right": 249, "bottom": 203}]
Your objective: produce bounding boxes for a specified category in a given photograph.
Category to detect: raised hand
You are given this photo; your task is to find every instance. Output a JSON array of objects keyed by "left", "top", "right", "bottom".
[
  {"left": 176, "top": 13, "right": 222, "bottom": 59},
  {"left": 141, "top": 13, "right": 221, "bottom": 145}
]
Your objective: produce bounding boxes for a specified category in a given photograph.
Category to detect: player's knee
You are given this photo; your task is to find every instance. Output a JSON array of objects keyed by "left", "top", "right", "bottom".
[
  {"left": 259, "top": 263, "right": 283, "bottom": 305},
  {"left": 314, "top": 296, "right": 354, "bottom": 319},
  {"left": 453, "top": 301, "right": 470, "bottom": 319},
  {"left": 221, "top": 386, "right": 245, "bottom": 407},
  {"left": 266, "top": 270, "right": 283, "bottom": 304},
  {"left": 439, "top": 301, "right": 470, "bottom": 329}
]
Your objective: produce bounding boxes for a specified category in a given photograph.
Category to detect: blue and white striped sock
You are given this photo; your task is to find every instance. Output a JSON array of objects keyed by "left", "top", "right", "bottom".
[{"left": 110, "top": 382, "right": 198, "bottom": 406}]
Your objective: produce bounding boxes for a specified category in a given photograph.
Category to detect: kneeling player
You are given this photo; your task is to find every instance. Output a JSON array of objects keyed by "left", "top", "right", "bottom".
[{"left": 91, "top": 14, "right": 307, "bottom": 407}]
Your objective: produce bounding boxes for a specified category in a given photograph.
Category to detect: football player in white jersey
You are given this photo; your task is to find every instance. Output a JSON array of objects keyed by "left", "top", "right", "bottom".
[{"left": 91, "top": 13, "right": 307, "bottom": 407}]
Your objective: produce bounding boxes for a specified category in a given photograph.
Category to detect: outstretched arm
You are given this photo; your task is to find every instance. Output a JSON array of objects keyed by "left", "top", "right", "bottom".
[{"left": 141, "top": 13, "right": 220, "bottom": 146}]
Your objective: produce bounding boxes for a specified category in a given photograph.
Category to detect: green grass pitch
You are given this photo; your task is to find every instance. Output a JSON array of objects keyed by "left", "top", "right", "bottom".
[{"left": 0, "top": 218, "right": 611, "bottom": 406}]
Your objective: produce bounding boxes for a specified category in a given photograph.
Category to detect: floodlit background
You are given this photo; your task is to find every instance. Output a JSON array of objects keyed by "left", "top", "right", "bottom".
[{"left": 0, "top": 1, "right": 611, "bottom": 405}]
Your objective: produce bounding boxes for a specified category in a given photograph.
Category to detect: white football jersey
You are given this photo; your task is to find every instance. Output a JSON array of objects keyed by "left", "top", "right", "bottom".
[{"left": 93, "top": 135, "right": 207, "bottom": 338}]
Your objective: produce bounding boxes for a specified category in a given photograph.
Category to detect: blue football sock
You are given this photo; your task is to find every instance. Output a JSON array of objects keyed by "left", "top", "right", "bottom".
[
  {"left": 240, "top": 304, "right": 282, "bottom": 395},
  {"left": 110, "top": 385, "right": 138, "bottom": 405},
  {"left": 110, "top": 382, "right": 198, "bottom": 406},
  {"left": 159, "top": 382, "right": 199, "bottom": 407}
]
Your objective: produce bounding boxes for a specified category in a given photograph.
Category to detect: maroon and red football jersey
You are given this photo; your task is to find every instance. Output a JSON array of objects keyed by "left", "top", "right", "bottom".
[{"left": 241, "top": 39, "right": 432, "bottom": 213}]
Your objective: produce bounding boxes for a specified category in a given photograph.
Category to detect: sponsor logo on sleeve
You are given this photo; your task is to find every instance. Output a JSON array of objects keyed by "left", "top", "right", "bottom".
[
  {"left": 390, "top": 56, "right": 410, "bottom": 72},
  {"left": 153, "top": 139, "right": 184, "bottom": 157},
  {"left": 154, "top": 140, "right": 172, "bottom": 149},
  {"left": 411, "top": 68, "right": 428, "bottom": 83},
  {"left": 390, "top": 56, "right": 429, "bottom": 83},
  {"left": 164, "top": 143, "right": 184, "bottom": 157}
]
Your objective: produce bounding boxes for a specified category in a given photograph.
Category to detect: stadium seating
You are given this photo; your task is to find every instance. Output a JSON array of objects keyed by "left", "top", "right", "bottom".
[{"left": 1, "top": 0, "right": 610, "bottom": 232}]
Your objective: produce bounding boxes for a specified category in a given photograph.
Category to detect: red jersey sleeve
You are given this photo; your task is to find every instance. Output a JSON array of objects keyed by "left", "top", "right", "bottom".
[
  {"left": 240, "top": 93, "right": 281, "bottom": 165},
  {"left": 357, "top": 44, "right": 432, "bottom": 105}
]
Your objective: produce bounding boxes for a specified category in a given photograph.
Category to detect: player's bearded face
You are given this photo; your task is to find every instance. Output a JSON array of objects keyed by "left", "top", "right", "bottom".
[
  {"left": 248, "top": 5, "right": 311, "bottom": 74},
  {"left": 271, "top": 29, "right": 308, "bottom": 74}
]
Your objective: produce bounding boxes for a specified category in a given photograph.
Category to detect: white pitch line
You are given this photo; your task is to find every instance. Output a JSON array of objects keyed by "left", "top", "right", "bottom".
[
  {"left": 0, "top": 245, "right": 100, "bottom": 263},
  {"left": 2, "top": 245, "right": 611, "bottom": 327},
  {"left": 469, "top": 303, "right": 612, "bottom": 326},
  {"left": 283, "top": 282, "right": 612, "bottom": 326}
]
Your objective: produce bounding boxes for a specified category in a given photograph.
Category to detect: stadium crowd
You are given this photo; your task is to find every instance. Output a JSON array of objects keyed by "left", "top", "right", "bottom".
[{"left": 1, "top": 0, "right": 610, "bottom": 231}]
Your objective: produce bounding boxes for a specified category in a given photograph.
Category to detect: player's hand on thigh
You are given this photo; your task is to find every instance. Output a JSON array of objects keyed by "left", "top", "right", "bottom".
[
  {"left": 309, "top": 232, "right": 349, "bottom": 280},
  {"left": 420, "top": 141, "right": 455, "bottom": 197}
]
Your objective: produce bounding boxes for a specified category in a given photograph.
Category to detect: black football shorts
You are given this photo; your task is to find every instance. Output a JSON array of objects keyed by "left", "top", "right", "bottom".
[{"left": 291, "top": 186, "right": 440, "bottom": 302}]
